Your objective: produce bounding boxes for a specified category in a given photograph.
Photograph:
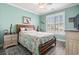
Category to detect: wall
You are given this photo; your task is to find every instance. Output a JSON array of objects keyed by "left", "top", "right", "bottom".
[
  {"left": 39, "top": 15, "right": 46, "bottom": 32},
  {"left": 40, "top": 5, "right": 79, "bottom": 41},
  {"left": 65, "top": 5, "right": 79, "bottom": 29},
  {"left": 0, "top": 3, "right": 40, "bottom": 47},
  {"left": 0, "top": 4, "right": 79, "bottom": 47}
]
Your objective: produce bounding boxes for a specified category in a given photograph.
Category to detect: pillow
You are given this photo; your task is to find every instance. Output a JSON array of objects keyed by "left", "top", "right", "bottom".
[
  {"left": 20, "top": 27, "right": 25, "bottom": 31},
  {"left": 26, "top": 28, "right": 34, "bottom": 31},
  {"left": 31, "top": 30, "right": 37, "bottom": 32}
]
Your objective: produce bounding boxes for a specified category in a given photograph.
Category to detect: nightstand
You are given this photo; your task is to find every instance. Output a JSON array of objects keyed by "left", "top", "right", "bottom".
[{"left": 3, "top": 33, "right": 18, "bottom": 49}]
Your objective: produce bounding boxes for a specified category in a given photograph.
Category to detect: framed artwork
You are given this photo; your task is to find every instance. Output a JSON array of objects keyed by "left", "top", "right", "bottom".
[
  {"left": 69, "top": 17, "right": 75, "bottom": 22},
  {"left": 23, "top": 16, "right": 31, "bottom": 24}
]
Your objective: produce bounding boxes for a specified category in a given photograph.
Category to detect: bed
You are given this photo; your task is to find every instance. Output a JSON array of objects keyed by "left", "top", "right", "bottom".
[{"left": 16, "top": 24, "right": 56, "bottom": 55}]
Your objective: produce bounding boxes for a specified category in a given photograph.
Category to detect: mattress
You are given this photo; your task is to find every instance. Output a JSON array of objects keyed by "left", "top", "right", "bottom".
[{"left": 19, "top": 31, "right": 54, "bottom": 55}]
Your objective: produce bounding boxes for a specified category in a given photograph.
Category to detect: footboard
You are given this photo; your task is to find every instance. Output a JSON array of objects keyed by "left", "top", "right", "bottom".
[{"left": 39, "top": 38, "right": 56, "bottom": 55}]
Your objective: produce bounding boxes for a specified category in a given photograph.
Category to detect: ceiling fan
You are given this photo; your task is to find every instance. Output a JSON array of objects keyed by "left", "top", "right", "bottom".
[{"left": 38, "top": 3, "right": 53, "bottom": 9}]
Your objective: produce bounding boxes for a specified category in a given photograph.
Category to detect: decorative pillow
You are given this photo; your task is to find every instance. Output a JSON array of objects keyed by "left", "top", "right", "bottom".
[
  {"left": 25, "top": 28, "right": 27, "bottom": 31},
  {"left": 26, "top": 28, "right": 34, "bottom": 31},
  {"left": 31, "top": 30, "right": 37, "bottom": 32},
  {"left": 20, "top": 27, "right": 25, "bottom": 31}
]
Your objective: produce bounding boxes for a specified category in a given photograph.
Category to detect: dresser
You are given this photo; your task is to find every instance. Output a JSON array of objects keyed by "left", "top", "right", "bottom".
[
  {"left": 65, "top": 30, "right": 79, "bottom": 55},
  {"left": 3, "top": 34, "right": 18, "bottom": 49}
]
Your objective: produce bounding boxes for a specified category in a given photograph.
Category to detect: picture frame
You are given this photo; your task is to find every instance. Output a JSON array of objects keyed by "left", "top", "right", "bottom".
[
  {"left": 69, "top": 17, "right": 75, "bottom": 22},
  {"left": 23, "top": 16, "right": 31, "bottom": 24}
]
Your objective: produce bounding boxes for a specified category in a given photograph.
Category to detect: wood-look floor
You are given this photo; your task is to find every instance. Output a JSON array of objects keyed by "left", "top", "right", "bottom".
[
  {"left": 0, "top": 40, "right": 65, "bottom": 55},
  {"left": 46, "top": 40, "right": 65, "bottom": 55}
]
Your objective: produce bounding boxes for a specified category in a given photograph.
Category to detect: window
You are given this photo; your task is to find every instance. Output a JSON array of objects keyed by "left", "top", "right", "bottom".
[{"left": 46, "top": 12, "right": 65, "bottom": 35}]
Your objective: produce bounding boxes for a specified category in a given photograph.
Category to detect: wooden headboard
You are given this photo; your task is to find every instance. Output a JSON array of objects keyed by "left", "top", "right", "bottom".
[{"left": 16, "top": 24, "right": 34, "bottom": 33}]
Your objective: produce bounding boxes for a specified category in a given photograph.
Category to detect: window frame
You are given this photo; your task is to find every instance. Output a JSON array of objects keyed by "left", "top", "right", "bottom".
[{"left": 46, "top": 11, "right": 65, "bottom": 35}]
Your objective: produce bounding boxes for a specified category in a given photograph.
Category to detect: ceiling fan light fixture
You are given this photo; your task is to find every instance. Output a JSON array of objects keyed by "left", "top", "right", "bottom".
[
  {"left": 38, "top": 3, "right": 47, "bottom": 10},
  {"left": 39, "top": 5, "right": 45, "bottom": 9}
]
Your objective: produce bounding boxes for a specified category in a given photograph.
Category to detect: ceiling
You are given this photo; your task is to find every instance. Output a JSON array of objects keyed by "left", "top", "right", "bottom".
[{"left": 9, "top": 3, "right": 79, "bottom": 15}]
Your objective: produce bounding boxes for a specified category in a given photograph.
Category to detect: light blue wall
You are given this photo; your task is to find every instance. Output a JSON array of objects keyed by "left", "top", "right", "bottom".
[
  {"left": 0, "top": 3, "right": 39, "bottom": 47},
  {"left": 39, "top": 16, "right": 46, "bottom": 32},
  {"left": 65, "top": 5, "right": 79, "bottom": 29},
  {"left": 40, "top": 5, "right": 79, "bottom": 41},
  {"left": 0, "top": 3, "right": 79, "bottom": 47}
]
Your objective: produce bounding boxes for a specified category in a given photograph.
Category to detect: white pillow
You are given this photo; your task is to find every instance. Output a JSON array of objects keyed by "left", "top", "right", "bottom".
[
  {"left": 20, "top": 27, "right": 25, "bottom": 31},
  {"left": 31, "top": 30, "right": 37, "bottom": 32},
  {"left": 26, "top": 28, "right": 33, "bottom": 31}
]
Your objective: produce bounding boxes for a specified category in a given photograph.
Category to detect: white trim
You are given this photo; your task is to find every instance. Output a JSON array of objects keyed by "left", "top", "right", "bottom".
[
  {"left": 7, "top": 3, "right": 79, "bottom": 15},
  {"left": 46, "top": 11, "right": 65, "bottom": 35},
  {"left": 57, "top": 39, "right": 65, "bottom": 42},
  {"left": 7, "top": 3, "right": 39, "bottom": 15},
  {"left": 39, "top": 3, "right": 79, "bottom": 15}
]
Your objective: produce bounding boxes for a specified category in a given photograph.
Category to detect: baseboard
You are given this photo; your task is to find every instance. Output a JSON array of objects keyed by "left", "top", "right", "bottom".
[{"left": 56, "top": 39, "right": 65, "bottom": 42}]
